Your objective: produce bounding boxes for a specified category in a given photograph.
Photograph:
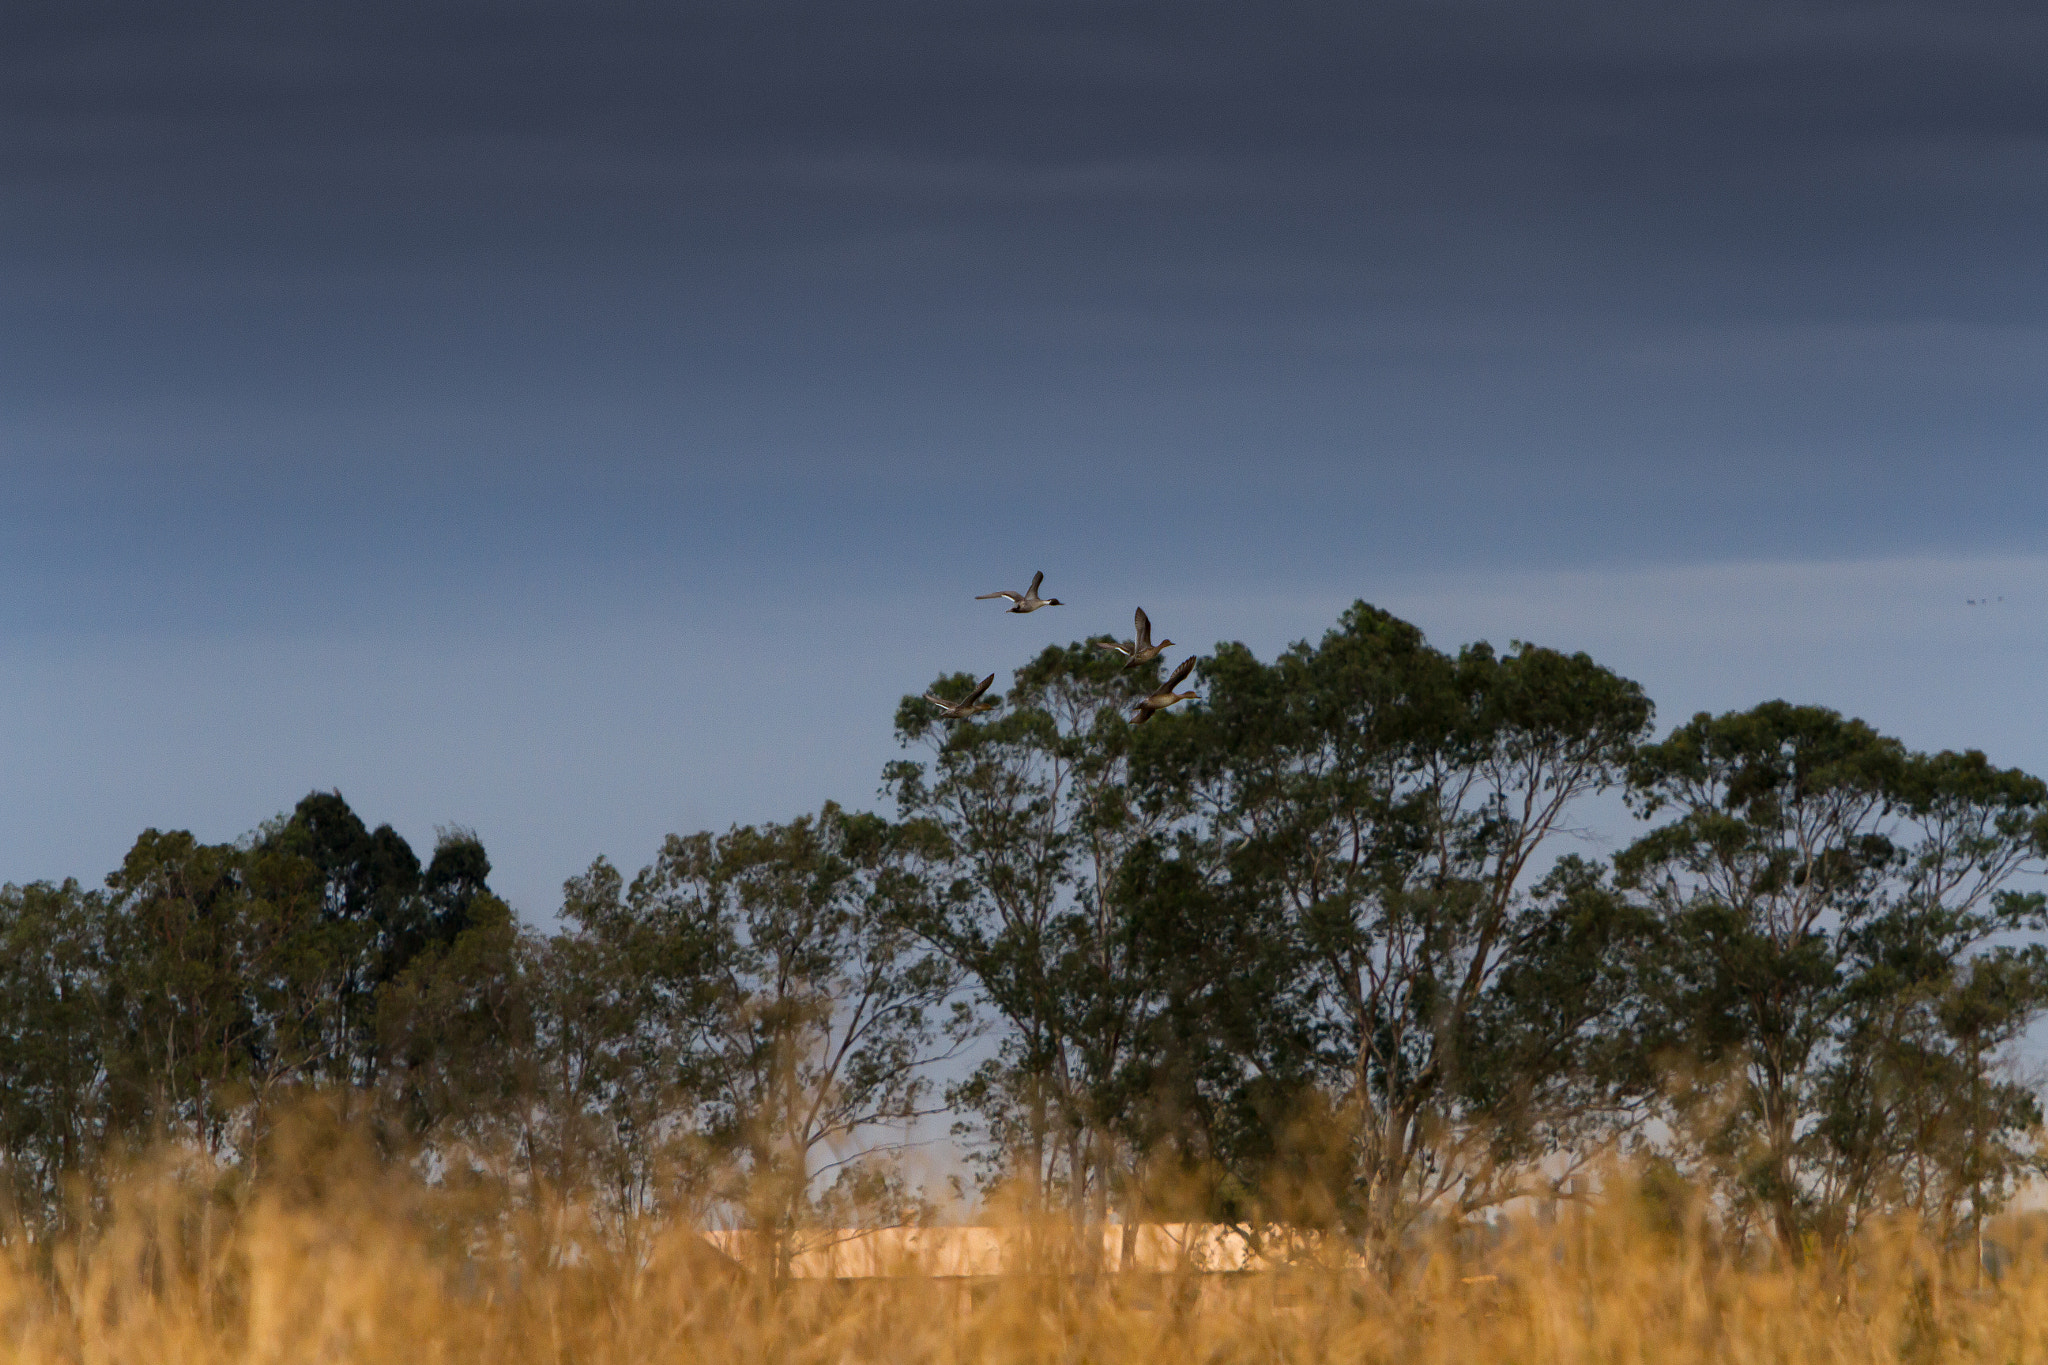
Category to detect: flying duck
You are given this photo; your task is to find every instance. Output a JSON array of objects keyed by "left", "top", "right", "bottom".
[
  {"left": 977, "top": 570, "right": 1064, "bottom": 613},
  {"left": 924, "top": 673, "right": 999, "bottom": 721},
  {"left": 1130, "top": 657, "right": 1198, "bottom": 725},
  {"left": 1095, "top": 606, "right": 1174, "bottom": 670}
]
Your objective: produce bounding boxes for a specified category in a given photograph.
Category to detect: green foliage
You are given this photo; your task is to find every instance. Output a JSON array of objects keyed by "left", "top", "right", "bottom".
[
  {"left": 537, "top": 805, "right": 971, "bottom": 1258},
  {"left": 888, "top": 640, "right": 1178, "bottom": 1217},
  {"left": 0, "top": 602, "right": 2043, "bottom": 1267},
  {"left": 375, "top": 892, "right": 536, "bottom": 1146},
  {"left": 1619, "top": 703, "right": 2048, "bottom": 1255},
  {"left": 0, "top": 791, "right": 511, "bottom": 1224},
  {"left": 0, "top": 879, "right": 108, "bottom": 1217},
  {"left": 1135, "top": 603, "right": 1656, "bottom": 1248}
]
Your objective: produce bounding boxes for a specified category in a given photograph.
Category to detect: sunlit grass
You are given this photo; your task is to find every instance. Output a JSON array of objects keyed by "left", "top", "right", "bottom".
[{"left": 5, "top": 1126, "right": 2045, "bottom": 1364}]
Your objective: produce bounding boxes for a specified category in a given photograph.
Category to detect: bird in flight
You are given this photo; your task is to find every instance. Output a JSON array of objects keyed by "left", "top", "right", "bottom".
[
  {"left": 1130, "top": 657, "right": 1198, "bottom": 725},
  {"left": 977, "top": 571, "right": 1064, "bottom": 613},
  {"left": 1096, "top": 606, "right": 1174, "bottom": 670},
  {"left": 924, "top": 673, "right": 999, "bottom": 721}
]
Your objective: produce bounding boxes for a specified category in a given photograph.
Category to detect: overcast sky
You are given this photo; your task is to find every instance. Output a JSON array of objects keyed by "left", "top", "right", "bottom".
[{"left": 5, "top": 0, "right": 2047, "bottom": 918}]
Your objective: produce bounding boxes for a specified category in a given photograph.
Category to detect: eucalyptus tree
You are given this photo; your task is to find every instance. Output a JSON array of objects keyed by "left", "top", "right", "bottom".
[
  {"left": 1096, "top": 829, "right": 1327, "bottom": 1224},
  {"left": 539, "top": 853, "right": 723, "bottom": 1228},
  {"left": 0, "top": 879, "right": 111, "bottom": 1220},
  {"left": 1137, "top": 603, "right": 1654, "bottom": 1252},
  {"left": 888, "top": 645, "right": 1178, "bottom": 1221},
  {"left": 1821, "top": 943, "right": 2048, "bottom": 1255},
  {"left": 1619, "top": 706, "right": 2048, "bottom": 1255},
  {"left": 556, "top": 804, "right": 968, "bottom": 1269},
  {"left": 262, "top": 793, "right": 494, "bottom": 1086},
  {"left": 71, "top": 797, "right": 504, "bottom": 1170},
  {"left": 374, "top": 891, "right": 538, "bottom": 1160},
  {"left": 97, "top": 829, "right": 335, "bottom": 1152}
]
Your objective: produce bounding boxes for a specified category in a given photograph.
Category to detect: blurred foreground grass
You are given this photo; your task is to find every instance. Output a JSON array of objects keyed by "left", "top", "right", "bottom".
[{"left": 5, "top": 1124, "right": 2045, "bottom": 1364}]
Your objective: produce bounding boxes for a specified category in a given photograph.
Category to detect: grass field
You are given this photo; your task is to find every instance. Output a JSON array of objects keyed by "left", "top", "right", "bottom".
[{"left": 5, "top": 1139, "right": 2042, "bottom": 1364}]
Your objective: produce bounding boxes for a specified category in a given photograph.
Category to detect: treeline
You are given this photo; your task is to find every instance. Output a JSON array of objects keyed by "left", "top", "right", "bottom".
[{"left": 3, "top": 602, "right": 2045, "bottom": 1266}]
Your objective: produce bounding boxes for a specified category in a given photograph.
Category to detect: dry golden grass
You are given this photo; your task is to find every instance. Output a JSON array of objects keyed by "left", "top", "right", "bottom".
[{"left": 4, "top": 1132, "right": 2043, "bottom": 1365}]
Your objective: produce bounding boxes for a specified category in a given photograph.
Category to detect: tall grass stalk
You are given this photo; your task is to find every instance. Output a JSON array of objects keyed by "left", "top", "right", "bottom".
[{"left": 2, "top": 1129, "right": 2042, "bottom": 1364}]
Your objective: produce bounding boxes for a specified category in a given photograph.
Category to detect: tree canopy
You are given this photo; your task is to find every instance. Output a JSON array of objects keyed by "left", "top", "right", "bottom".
[{"left": 1, "top": 602, "right": 2042, "bottom": 1266}]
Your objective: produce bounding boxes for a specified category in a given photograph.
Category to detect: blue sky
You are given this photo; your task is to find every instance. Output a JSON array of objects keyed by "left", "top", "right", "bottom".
[{"left": 5, "top": 0, "right": 2047, "bottom": 917}]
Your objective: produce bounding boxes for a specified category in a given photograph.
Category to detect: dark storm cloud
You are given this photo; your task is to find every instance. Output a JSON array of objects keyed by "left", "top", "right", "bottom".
[
  {"left": 10, "top": 0, "right": 2048, "bottom": 919},
  {"left": 5, "top": 0, "right": 2048, "bottom": 602},
  {"left": 9, "top": 1, "right": 2047, "bottom": 281}
]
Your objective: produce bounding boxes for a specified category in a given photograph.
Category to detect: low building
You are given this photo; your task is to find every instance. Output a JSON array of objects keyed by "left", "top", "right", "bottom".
[{"left": 700, "top": 1222, "right": 1273, "bottom": 1279}]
